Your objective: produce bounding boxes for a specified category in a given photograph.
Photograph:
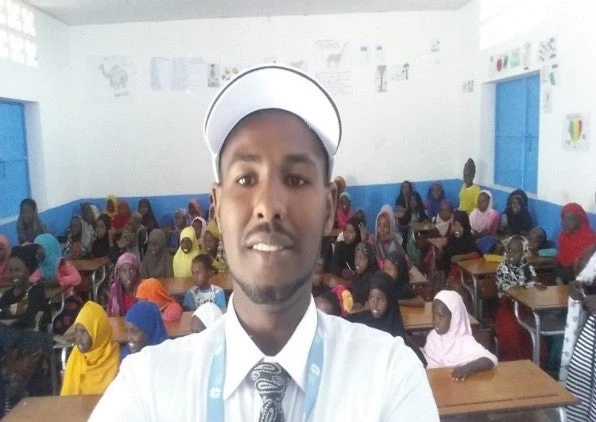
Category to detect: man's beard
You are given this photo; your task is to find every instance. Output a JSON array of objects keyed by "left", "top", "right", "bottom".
[{"left": 232, "top": 270, "right": 312, "bottom": 305}]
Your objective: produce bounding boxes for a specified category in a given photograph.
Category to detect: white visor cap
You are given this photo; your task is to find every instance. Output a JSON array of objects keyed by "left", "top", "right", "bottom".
[{"left": 203, "top": 64, "right": 342, "bottom": 183}]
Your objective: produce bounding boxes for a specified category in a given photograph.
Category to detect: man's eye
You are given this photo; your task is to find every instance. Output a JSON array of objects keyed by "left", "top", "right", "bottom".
[
  {"left": 237, "top": 175, "right": 255, "bottom": 186},
  {"left": 286, "top": 175, "right": 307, "bottom": 186}
]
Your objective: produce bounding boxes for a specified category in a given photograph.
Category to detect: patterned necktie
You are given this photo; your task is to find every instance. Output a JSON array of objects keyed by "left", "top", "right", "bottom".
[{"left": 250, "top": 361, "right": 290, "bottom": 422}]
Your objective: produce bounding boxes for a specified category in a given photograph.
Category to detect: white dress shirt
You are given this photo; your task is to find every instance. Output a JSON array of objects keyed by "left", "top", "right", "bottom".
[{"left": 90, "top": 296, "right": 438, "bottom": 421}]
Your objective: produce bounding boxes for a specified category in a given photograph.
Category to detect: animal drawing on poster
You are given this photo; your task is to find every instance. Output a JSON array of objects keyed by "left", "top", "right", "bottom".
[
  {"left": 539, "top": 36, "right": 557, "bottom": 62},
  {"left": 563, "top": 114, "right": 589, "bottom": 151},
  {"left": 99, "top": 62, "right": 128, "bottom": 91},
  {"left": 376, "top": 65, "right": 387, "bottom": 92},
  {"left": 327, "top": 43, "right": 347, "bottom": 69},
  {"left": 207, "top": 63, "right": 220, "bottom": 88}
]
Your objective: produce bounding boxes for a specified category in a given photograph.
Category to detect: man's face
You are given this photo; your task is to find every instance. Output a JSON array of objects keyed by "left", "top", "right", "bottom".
[{"left": 213, "top": 110, "right": 336, "bottom": 306}]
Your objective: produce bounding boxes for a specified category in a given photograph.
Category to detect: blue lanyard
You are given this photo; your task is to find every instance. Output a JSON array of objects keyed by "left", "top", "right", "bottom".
[{"left": 206, "top": 315, "right": 324, "bottom": 422}]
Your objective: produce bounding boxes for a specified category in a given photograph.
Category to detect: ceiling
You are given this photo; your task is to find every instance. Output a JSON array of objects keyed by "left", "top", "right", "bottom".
[{"left": 24, "top": 0, "right": 472, "bottom": 25}]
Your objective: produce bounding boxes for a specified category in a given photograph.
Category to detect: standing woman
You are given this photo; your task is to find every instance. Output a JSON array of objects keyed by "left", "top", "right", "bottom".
[
  {"left": 17, "top": 198, "right": 48, "bottom": 245},
  {"left": 32, "top": 234, "right": 82, "bottom": 334},
  {"left": 459, "top": 158, "right": 481, "bottom": 214}
]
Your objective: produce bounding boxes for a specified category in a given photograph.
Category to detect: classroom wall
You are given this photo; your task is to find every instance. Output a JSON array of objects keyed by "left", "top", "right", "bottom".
[
  {"left": 458, "top": 0, "right": 596, "bottom": 213},
  {"left": 67, "top": 11, "right": 466, "bottom": 197},
  {"left": 0, "top": 1, "right": 76, "bottom": 214}
]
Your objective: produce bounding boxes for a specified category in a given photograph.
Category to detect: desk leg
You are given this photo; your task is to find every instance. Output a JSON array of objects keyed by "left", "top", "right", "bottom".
[
  {"left": 459, "top": 271, "right": 478, "bottom": 318},
  {"left": 513, "top": 301, "right": 541, "bottom": 365}
]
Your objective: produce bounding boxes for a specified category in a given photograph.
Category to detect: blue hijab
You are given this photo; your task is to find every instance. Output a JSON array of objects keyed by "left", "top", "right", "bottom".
[
  {"left": 121, "top": 302, "right": 168, "bottom": 360},
  {"left": 34, "top": 233, "right": 62, "bottom": 279},
  {"left": 426, "top": 182, "right": 446, "bottom": 219}
]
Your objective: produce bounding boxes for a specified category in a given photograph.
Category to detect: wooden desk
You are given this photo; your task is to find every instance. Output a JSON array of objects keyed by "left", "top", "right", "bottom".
[
  {"left": 4, "top": 395, "right": 102, "bottom": 421},
  {"left": 159, "top": 273, "right": 233, "bottom": 295},
  {"left": 505, "top": 285, "right": 569, "bottom": 364},
  {"left": 428, "top": 360, "right": 577, "bottom": 417},
  {"left": 410, "top": 221, "right": 435, "bottom": 232},
  {"left": 401, "top": 301, "right": 479, "bottom": 331},
  {"left": 108, "top": 311, "right": 193, "bottom": 343},
  {"left": 72, "top": 257, "right": 110, "bottom": 301},
  {"left": 428, "top": 237, "right": 447, "bottom": 249}
]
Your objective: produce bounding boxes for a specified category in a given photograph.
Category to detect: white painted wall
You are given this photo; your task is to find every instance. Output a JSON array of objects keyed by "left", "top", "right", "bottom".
[
  {"left": 0, "top": 0, "right": 74, "bottom": 214},
  {"left": 458, "top": 0, "right": 596, "bottom": 212},
  {"left": 68, "top": 11, "right": 465, "bottom": 196}
]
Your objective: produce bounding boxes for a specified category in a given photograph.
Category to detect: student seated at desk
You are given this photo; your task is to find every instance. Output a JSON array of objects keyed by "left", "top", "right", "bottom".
[
  {"left": 104, "top": 195, "right": 118, "bottom": 220},
  {"left": 527, "top": 227, "right": 557, "bottom": 258},
  {"left": 334, "top": 192, "right": 353, "bottom": 230},
  {"left": 121, "top": 301, "right": 168, "bottom": 360},
  {"left": 556, "top": 203, "right": 595, "bottom": 284},
  {"left": 383, "top": 250, "right": 424, "bottom": 308},
  {"left": 59, "top": 301, "right": 119, "bottom": 396},
  {"left": 423, "top": 290, "right": 497, "bottom": 379},
  {"left": 0, "top": 245, "right": 46, "bottom": 329},
  {"left": 110, "top": 199, "right": 131, "bottom": 235},
  {"left": 191, "top": 216, "right": 207, "bottom": 248},
  {"left": 17, "top": 198, "right": 48, "bottom": 245},
  {"left": 330, "top": 216, "right": 361, "bottom": 279},
  {"left": 191, "top": 302, "right": 223, "bottom": 333},
  {"left": 498, "top": 189, "right": 533, "bottom": 236},
  {"left": 32, "top": 234, "right": 82, "bottom": 334},
  {"left": 140, "top": 229, "right": 173, "bottom": 279},
  {"left": 372, "top": 205, "right": 404, "bottom": 270},
  {"left": 425, "top": 182, "right": 445, "bottom": 220},
  {"left": 495, "top": 236, "right": 546, "bottom": 362},
  {"left": 136, "top": 278, "right": 183, "bottom": 322},
  {"left": 470, "top": 190, "right": 499, "bottom": 237},
  {"left": 167, "top": 208, "right": 189, "bottom": 253},
  {"left": 106, "top": 252, "right": 141, "bottom": 317},
  {"left": 138, "top": 198, "right": 159, "bottom": 234},
  {"left": 347, "top": 271, "right": 426, "bottom": 365},
  {"left": 63, "top": 216, "right": 91, "bottom": 260},
  {"left": 204, "top": 220, "right": 228, "bottom": 274},
  {"left": 403, "top": 192, "right": 429, "bottom": 262},
  {"left": 432, "top": 200, "right": 453, "bottom": 237},
  {"left": 92, "top": 214, "right": 111, "bottom": 258},
  {"left": 172, "top": 227, "right": 201, "bottom": 277},
  {"left": 438, "top": 211, "right": 482, "bottom": 279},
  {"left": 350, "top": 242, "right": 378, "bottom": 312},
  {"left": 183, "top": 254, "right": 226, "bottom": 312}
]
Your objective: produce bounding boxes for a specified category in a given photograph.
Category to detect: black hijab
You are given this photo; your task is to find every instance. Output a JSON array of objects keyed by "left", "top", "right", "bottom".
[
  {"left": 139, "top": 198, "right": 159, "bottom": 232},
  {"left": 92, "top": 214, "right": 111, "bottom": 258},
  {"left": 441, "top": 210, "right": 481, "bottom": 270},
  {"left": 350, "top": 241, "right": 378, "bottom": 305},
  {"left": 504, "top": 189, "right": 532, "bottom": 234},
  {"left": 330, "top": 217, "right": 362, "bottom": 276}
]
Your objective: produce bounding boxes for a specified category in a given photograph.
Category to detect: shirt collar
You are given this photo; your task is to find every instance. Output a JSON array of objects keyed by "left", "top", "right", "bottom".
[{"left": 223, "top": 294, "right": 317, "bottom": 399}]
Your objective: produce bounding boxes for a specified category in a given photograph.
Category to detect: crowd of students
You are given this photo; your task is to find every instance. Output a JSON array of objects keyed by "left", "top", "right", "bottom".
[{"left": 0, "top": 158, "right": 595, "bottom": 419}]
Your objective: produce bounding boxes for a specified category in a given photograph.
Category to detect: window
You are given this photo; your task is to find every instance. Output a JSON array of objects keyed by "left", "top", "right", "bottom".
[
  {"left": 494, "top": 74, "right": 539, "bottom": 193},
  {"left": 0, "top": 100, "right": 30, "bottom": 219}
]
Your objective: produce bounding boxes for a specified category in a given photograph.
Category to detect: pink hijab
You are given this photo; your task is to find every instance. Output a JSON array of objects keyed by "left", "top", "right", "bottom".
[
  {"left": 469, "top": 190, "right": 498, "bottom": 234},
  {"left": 106, "top": 252, "right": 141, "bottom": 317},
  {"left": 0, "top": 235, "right": 10, "bottom": 278},
  {"left": 423, "top": 290, "right": 497, "bottom": 368}
]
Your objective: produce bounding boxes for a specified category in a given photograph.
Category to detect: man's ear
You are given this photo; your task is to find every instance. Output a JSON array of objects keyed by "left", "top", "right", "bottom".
[
  {"left": 211, "top": 183, "right": 222, "bottom": 234},
  {"left": 323, "top": 181, "right": 337, "bottom": 235}
]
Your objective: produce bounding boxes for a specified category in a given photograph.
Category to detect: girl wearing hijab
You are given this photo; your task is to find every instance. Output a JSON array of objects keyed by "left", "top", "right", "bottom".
[
  {"left": 439, "top": 211, "right": 482, "bottom": 277},
  {"left": 432, "top": 200, "right": 454, "bottom": 237},
  {"left": 383, "top": 250, "right": 425, "bottom": 307},
  {"left": 168, "top": 208, "right": 189, "bottom": 252},
  {"left": 330, "top": 216, "right": 362, "bottom": 278},
  {"left": 191, "top": 216, "right": 207, "bottom": 248},
  {"left": 0, "top": 235, "right": 11, "bottom": 280},
  {"left": 498, "top": 189, "right": 533, "bottom": 235},
  {"left": 188, "top": 199, "right": 204, "bottom": 220},
  {"left": 425, "top": 182, "right": 446, "bottom": 219},
  {"left": 0, "top": 245, "right": 46, "bottom": 330},
  {"left": 17, "top": 198, "right": 47, "bottom": 245},
  {"left": 138, "top": 198, "right": 159, "bottom": 234},
  {"left": 335, "top": 192, "right": 353, "bottom": 230},
  {"left": 191, "top": 302, "right": 223, "bottom": 333},
  {"left": 372, "top": 205, "right": 404, "bottom": 270},
  {"left": 104, "top": 195, "right": 118, "bottom": 219},
  {"left": 60, "top": 301, "right": 119, "bottom": 396},
  {"left": 423, "top": 290, "right": 497, "bottom": 378},
  {"left": 121, "top": 301, "right": 168, "bottom": 360},
  {"left": 173, "top": 227, "right": 201, "bottom": 277},
  {"left": 135, "top": 278, "right": 183, "bottom": 322},
  {"left": 203, "top": 220, "right": 227, "bottom": 274},
  {"left": 459, "top": 158, "right": 481, "bottom": 214},
  {"left": 469, "top": 190, "right": 499, "bottom": 237},
  {"left": 556, "top": 203, "right": 596, "bottom": 283},
  {"left": 32, "top": 234, "right": 82, "bottom": 334},
  {"left": 395, "top": 180, "right": 415, "bottom": 211},
  {"left": 64, "top": 216, "right": 91, "bottom": 260},
  {"left": 350, "top": 242, "right": 379, "bottom": 309},
  {"left": 111, "top": 200, "right": 132, "bottom": 233},
  {"left": 92, "top": 214, "right": 111, "bottom": 258},
  {"left": 80, "top": 203, "right": 100, "bottom": 247},
  {"left": 140, "top": 229, "right": 173, "bottom": 278},
  {"left": 106, "top": 252, "right": 142, "bottom": 317},
  {"left": 347, "top": 271, "right": 426, "bottom": 365}
]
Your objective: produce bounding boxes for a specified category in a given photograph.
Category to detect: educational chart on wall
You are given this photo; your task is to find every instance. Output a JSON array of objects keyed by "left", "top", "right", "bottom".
[
  {"left": 150, "top": 56, "right": 203, "bottom": 92},
  {"left": 539, "top": 36, "right": 558, "bottom": 114},
  {"left": 563, "top": 114, "right": 589, "bottom": 151},
  {"left": 313, "top": 39, "right": 352, "bottom": 96},
  {"left": 87, "top": 56, "right": 136, "bottom": 101}
]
